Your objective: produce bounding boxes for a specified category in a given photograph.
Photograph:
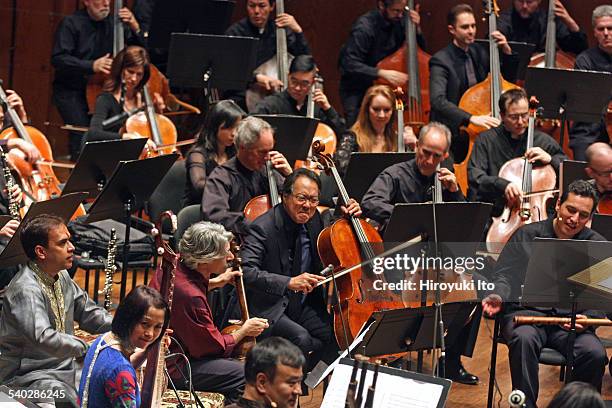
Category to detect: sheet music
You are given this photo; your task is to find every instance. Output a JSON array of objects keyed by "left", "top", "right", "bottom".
[{"left": 321, "top": 363, "right": 444, "bottom": 408}]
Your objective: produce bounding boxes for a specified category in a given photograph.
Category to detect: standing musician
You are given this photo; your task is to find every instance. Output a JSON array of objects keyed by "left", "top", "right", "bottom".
[
  {"left": 82, "top": 45, "right": 164, "bottom": 151},
  {"left": 225, "top": 337, "right": 305, "bottom": 408},
  {"left": 184, "top": 100, "right": 245, "bottom": 208},
  {"left": 0, "top": 215, "right": 112, "bottom": 407},
  {"left": 334, "top": 84, "right": 416, "bottom": 177},
  {"left": 239, "top": 169, "right": 361, "bottom": 365},
  {"left": 497, "top": 0, "right": 587, "bottom": 55},
  {"left": 482, "top": 180, "right": 607, "bottom": 408},
  {"left": 338, "top": 0, "right": 424, "bottom": 127},
  {"left": 467, "top": 89, "right": 566, "bottom": 207},
  {"left": 252, "top": 55, "right": 345, "bottom": 135},
  {"left": 361, "top": 122, "right": 480, "bottom": 385},
  {"left": 51, "top": 0, "right": 144, "bottom": 161},
  {"left": 585, "top": 142, "right": 612, "bottom": 200},
  {"left": 149, "top": 221, "right": 269, "bottom": 403},
  {"left": 202, "top": 116, "right": 292, "bottom": 235},
  {"left": 224, "top": 0, "right": 310, "bottom": 111},
  {"left": 429, "top": 3, "right": 516, "bottom": 162},
  {"left": 569, "top": 5, "right": 612, "bottom": 161}
]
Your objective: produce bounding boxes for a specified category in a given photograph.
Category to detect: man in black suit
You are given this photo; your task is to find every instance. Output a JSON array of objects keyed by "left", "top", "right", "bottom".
[
  {"left": 429, "top": 3, "right": 516, "bottom": 162},
  {"left": 240, "top": 169, "right": 360, "bottom": 361}
]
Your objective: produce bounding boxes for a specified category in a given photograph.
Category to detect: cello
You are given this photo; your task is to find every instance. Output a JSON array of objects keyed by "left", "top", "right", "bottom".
[
  {"left": 454, "top": 0, "right": 520, "bottom": 193},
  {"left": 375, "top": 0, "right": 430, "bottom": 130},
  {"left": 486, "top": 97, "right": 557, "bottom": 253},
  {"left": 243, "top": 160, "right": 281, "bottom": 222}
]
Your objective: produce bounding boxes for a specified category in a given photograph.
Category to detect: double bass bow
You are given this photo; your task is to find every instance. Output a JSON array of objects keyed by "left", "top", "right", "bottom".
[{"left": 486, "top": 97, "right": 557, "bottom": 253}]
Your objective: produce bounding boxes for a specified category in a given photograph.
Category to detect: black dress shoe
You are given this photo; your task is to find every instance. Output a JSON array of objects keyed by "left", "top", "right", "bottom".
[{"left": 445, "top": 365, "right": 479, "bottom": 385}]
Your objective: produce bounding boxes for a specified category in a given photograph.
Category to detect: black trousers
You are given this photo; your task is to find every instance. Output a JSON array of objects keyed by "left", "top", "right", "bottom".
[
  {"left": 339, "top": 87, "right": 366, "bottom": 128},
  {"left": 173, "top": 357, "right": 245, "bottom": 404},
  {"left": 501, "top": 310, "right": 606, "bottom": 408},
  {"left": 52, "top": 86, "right": 90, "bottom": 160}
]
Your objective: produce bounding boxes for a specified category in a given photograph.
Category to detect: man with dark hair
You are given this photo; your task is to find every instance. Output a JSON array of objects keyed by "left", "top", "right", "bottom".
[
  {"left": 467, "top": 88, "right": 566, "bottom": 207},
  {"left": 497, "top": 0, "right": 587, "bottom": 55},
  {"left": 0, "top": 214, "right": 111, "bottom": 407},
  {"left": 585, "top": 142, "right": 612, "bottom": 199},
  {"left": 482, "top": 180, "right": 607, "bottom": 408},
  {"left": 338, "top": 0, "right": 424, "bottom": 126},
  {"left": 429, "top": 3, "right": 516, "bottom": 162},
  {"left": 226, "top": 337, "right": 306, "bottom": 408},
  {"left": 240, "top": 168, "right": 360, "bottom": 366},
  {"left": 252, "top": 55, "right": 345, "bottom": 134},
  {"left": 202, "top": 116, "right": 292, "bottom": 235},
  {"left": 225, "top": 0, "right": 310, "bottom": 111},
  {"left": 569, "top": 5, "right": 612, "bottom": 161}
]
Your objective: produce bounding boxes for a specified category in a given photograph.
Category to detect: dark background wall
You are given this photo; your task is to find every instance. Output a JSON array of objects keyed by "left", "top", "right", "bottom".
[{"left": 0, "top": 0, "right": 608, "bottom": 157}]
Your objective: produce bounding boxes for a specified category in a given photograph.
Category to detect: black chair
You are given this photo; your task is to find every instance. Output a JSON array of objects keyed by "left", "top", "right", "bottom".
[
  {"left": 487, "top": 315, "right": 567, "bottom": 408},
  {"left": 174, "top": 204, "right": 202, "bottom": 247}
]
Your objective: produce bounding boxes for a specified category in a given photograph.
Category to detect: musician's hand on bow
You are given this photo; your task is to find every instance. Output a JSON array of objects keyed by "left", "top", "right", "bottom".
[
  {"left": 276, "top": 13, "right": 302, "bottom": 33},
  {"left": 288, "top": 272, "right": 325, "bottom": 294},
  {"left": 525, "top": 147, "right": 552, "bottom": 165},
  {"left": 470, "top": 115, "right": 501, "bottom": 129},
  {"left": 403, "top": 126, "right": 417, "bottom": 151},
  {"left": 553, "top": 0, "right": 579, "bottom": 32},
  {"left": 93, "top": 53, "right": 113, "bottom": 75},
  {"left": 209, "top": 268, "right": 242, "bottom": 290},
  {"left": 269, "top": 151, "right": 292, "bottom": 176},
  {"left": 7, "top": 138, "right": 41, "bottom": 164},
  {"left": 119, "top": 7, "right": 140, "bottom": 33},
  {"left": 482, "top": 294, "right": 502, "bottom": 317},
  {"left": 377, "top": 69, "right": 408, "bottom": 87},
  {"left": 504, "top": 182, "right": 523, "bottom": 206},
  {"left": 490, "top": 30, "right": 512, "bottom": 55},
  {"left": 153, "top": 92, "right": 166, "bottom": 114},
  {"left": 255, "top": 74, "right": 283, "bottom": 92},
  {"left": 341, "top": 198, "right": 362, "bottom": 218},
  {"left": 4, "top": 90, "right": 28, "bottom": 123},
  {"left": 438, "top": 167, "right": 459, "bottom": 193},
  {"left": 313, "top": 89, "right": 331, "bottom": 111},
  {"left": 562, "top": 314, "right": 588, "bottom": 332},
  {"left": 0, "top": 219, "right": 20, "bottom": 239},
  {"left": 240, "top": 317, "right": 269, "bottom": 338}
]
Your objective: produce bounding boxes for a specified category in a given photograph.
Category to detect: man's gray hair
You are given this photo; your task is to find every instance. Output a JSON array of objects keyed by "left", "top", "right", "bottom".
[
  {"left": 419, "top": 122, "right": 452, "bottom": 152},
  {"left": 179, "top": 221, "right": 233, "bottom": 270},
  {"left": 234, "top": 116, "right": 274, "bottom": 150},
  {"left": 593, "top": 5, "right": 612, "bottom": 26}
]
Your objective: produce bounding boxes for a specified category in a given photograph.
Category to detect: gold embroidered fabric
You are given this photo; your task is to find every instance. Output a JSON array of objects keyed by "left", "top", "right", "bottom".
[{"left": 30, "top": 262, "right": 66, "bottom": 333}]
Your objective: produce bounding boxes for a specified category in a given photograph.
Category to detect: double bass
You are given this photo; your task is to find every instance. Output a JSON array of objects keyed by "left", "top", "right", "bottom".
[
  {"left": 454, "top": 0, "right": 519, "bottom": 193},
  {"left": 375, "top": 0, "right": 430, "bottom": 130},
  {"left": 486, "top": 97, "right": 556, "bottom": 253}
]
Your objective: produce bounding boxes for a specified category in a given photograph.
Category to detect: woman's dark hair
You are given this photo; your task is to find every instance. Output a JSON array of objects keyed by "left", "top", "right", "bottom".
[
  {"left": 281, "top": 168, "right": 321, "bottom": 196},
  {"left": 20, "top": 214, "right": 66, "bottom": 261},
  {"left": 195, "top": 100, "right": 245, "bottom": 161},
  {"left": 112, "top": 286, "right": 170, "bottom": 351},
  {"left": 547, "top": 382, "right": 605, "bottom": 408},
  {"left": 104, "top": 45, "right": 151, "bottom": 93},
  {"left": 244, "top": 337, "right": 305, "bottom": 384}
]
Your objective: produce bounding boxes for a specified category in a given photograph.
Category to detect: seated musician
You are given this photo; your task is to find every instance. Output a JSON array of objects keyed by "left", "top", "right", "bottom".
[
  {"left": 202, "top": 116, "right": 292, "bottom": 235},
  {"left": 569, "top": 5, "right": 612, "bottom": 161},
  {"left": 224, "top": 0, "right": 310, "bottom": 111},
  {"left": 334, "top": 84, "right": 416, "bottom": 176},
  {"left": 252, "top": 55, "right": 345, "bottom": 135},
  {"left": 482, "top": 180, "right": 607, "bottom": 408},
  {"left": 82, "top": 45, "right": 164, "bottom": 152},
  {"left": 184, "top": 100, "right": 245, "bottom": 207},
  {"left": 338, "top": 0, "right": 424, "bottom": 126},
  {"left": 226, "top": 337, "right": 305, "bottom": 408},
  {"left": 0, "top": 89, "right": 43, "bottom": 163},
  {"left": 78, "top": 285, "right": 170, "bottom": 407},
  {"left": 429, "top": 3, "right": 516, "bottom": 162},
  {"left": 585, "top": 142, "right": 612, "bottom": 202},
  {"left": 51, "top": 0, "right": 144, "bottom": 160},
  {"left": 361, "top": 122, "right": 480, "bottom": 385},
  {"left": 0, "top": 214, "right": 112, "bottom": 406},
  {"left": 467, "top": 88, "right": 566, "bottom": 208},
  {"left": 149, "top": 221, "right": 269, "bottom": 403},
  {"left": 239, "top": 168, "right": 361, "bottom": 366}
]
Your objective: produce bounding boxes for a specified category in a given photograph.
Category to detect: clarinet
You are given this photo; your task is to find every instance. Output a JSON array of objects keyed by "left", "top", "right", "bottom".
[
  {"left": 101, "top": 228, "right": 117, "bottom": 311},
  {"left": 0, "top": 146, "right": 21, "bottom": 221}
]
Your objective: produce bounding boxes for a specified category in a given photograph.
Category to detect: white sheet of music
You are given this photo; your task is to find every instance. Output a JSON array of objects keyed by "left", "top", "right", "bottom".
[{"left": 321, "top": 363, "right": 445, "bottom": 408}]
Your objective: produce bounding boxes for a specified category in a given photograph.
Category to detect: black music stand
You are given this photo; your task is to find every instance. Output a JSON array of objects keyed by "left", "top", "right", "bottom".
[
  {"left": 85, "top": 154, "right": 179, "bottom": 300},
  {"left": 62, "top": 139, "right": 147, "bottom": 199},
  {"left": 592, "top": 214, "right": 612, "bottom": 241},
  {"left": 167, "top": 33, "right": 258, "bottom": 92},
  {"left": 0, "top": 193, "right": 88, "bottom": 268},
  {"left": 522, "top": 238, "right": 612, "bottom": 381},
  {"left": 525, "top": 67, "right": 612, "bottom": 151},
  {"left": 344, "top": 153, "right": 414, "bottom": 201},
  {"left": 560, "top": 160, "right": 588, "bottom": 194},
  {"left": 475, "top": 40, "right": 536, "bottom": 82},
  {"left": 252, "top": 114, "right": 319, "bottom": 163}
]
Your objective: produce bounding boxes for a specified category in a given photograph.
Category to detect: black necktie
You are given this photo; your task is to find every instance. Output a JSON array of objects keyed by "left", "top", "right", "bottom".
[
  {"left": 298, "top": 225, "right": 311, "bottom": 274},
  {"left": 464, "top": 54, "right": 478, "bottom": 87}
]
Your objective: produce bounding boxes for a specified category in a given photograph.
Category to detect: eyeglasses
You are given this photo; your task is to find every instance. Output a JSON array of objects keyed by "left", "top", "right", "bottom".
[
  {"left": 289, "top": 77, "right": 313, "bottom": 89},
  {"left": 590, "top": 168, "right": 612, "bottom": 177},
  {"left": 506, "top": 112, "right": 530, "bottom": 122},
  {"left": 292, "top": 194, "right": 319, "bottom": 205}
]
